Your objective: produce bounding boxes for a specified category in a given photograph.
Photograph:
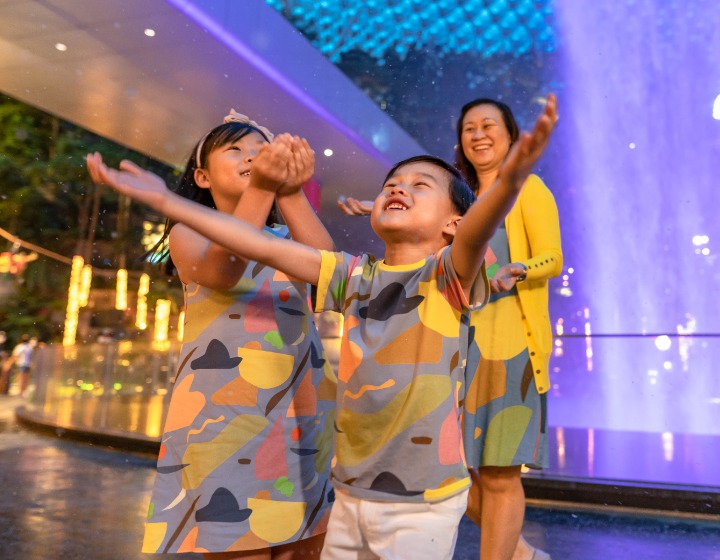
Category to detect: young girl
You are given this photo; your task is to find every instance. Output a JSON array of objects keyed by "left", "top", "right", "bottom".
[{"left": 87, "top": 112, "right": 336, "bottom": 559}]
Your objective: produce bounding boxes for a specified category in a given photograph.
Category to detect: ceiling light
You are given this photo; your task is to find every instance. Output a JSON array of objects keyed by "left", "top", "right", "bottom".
[
  {"left": 144, "top": 28, "right": 156, "bottom": 37},
  {"left": 323, "top": 148, "right": 333, "bottom": 157},
  {"left": 55, "top": 43, "right": 68, "bottom": 51}
]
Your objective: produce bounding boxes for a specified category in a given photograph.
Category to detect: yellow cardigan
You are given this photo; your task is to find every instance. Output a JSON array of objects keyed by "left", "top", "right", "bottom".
[{"left": 506, "top": 174, "right": 563, "bottom": 394}]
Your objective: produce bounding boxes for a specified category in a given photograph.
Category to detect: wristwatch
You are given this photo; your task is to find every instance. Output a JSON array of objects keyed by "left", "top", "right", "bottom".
[{"left": 517, "top": 263, "right": 527, "bottom": 282}]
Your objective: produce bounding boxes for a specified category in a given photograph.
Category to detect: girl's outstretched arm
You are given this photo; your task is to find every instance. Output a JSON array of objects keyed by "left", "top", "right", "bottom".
[
  {"left": 86, "top": 153, "right": 322, "bottom": 285},
  {"left": 451, "top": 93, "right": 558, "bottom": 293}
]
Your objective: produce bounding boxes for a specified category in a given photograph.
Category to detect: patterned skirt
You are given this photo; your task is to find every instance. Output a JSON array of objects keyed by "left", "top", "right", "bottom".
[{"left": 463, "top": 294, "right": 548, "bottom": 469}]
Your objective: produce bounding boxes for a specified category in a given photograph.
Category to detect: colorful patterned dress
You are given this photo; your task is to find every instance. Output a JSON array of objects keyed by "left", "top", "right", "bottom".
[
  {"left": 142, "top": 225, "right": 337, "bottom": 554},
  {"left": 463, "top": 224, "right": 548, "bottom": 469}
]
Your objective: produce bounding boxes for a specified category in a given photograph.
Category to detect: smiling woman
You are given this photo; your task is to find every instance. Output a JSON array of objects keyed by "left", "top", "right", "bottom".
[{"left": 456, "top": 98, "right": 562, "bottom": 560}]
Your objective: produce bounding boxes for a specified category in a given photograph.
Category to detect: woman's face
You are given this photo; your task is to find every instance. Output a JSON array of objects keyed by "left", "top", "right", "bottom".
[{"left": 460, "top": 104, "right": 512, "bottom": 176}]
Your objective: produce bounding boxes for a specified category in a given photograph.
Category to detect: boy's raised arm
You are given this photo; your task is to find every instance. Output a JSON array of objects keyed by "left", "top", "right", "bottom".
[
  {"left": 86, "top": 152, "right": 323, "bottom": 285},
  {"left": 451, "top": 94, "right": 558, "bottom": 291}
]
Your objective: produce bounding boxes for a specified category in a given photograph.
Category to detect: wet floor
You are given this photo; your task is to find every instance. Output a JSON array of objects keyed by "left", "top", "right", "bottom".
[{"left": 0, "top": 396, "right": 718, "bottom": 560}]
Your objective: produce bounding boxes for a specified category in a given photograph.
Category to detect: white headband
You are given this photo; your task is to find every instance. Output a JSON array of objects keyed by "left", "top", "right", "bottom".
[{"left": 195, "top": 109, "right": 274, "bottom": 167}]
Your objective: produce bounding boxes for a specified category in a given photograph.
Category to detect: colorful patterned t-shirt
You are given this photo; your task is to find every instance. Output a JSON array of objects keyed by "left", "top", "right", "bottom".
[{"left": 314, "top": 246, "right": 487, "bottom": 503}]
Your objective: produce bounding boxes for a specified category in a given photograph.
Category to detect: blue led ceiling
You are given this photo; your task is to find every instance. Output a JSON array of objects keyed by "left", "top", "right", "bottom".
[{"left": 265, "top": 0, "right": 555, "bottom": 62}]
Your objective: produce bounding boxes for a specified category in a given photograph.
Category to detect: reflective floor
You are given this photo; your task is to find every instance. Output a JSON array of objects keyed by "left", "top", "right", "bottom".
[
  {"left": 21, "top": 389, "right": 720, "bottom": 491},
  {"left": 531, "top": 425, "right": 720, "bottom": 489},
  {"left": 1, "top": 395, "right": 719, "bottom": 560}
]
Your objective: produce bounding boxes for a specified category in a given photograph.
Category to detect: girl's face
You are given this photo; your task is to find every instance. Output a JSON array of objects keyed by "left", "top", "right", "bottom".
[
  {"left": 460, "top": 104, "right": 512, "bottom": 176},
  {"left": 195, "top": 131, "right": 268, "bottom": 202}
]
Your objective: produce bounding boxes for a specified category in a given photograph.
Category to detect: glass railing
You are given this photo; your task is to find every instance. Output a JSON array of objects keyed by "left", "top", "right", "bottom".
[
  {"left": 18, "top": 332, "right": 719, "bottom": 489},
  {"left": 530, "top": 333, "right": 720, "bottom": 489},
  {"left": 26, "top": 340, "right": 180, "bottom": 440},
  {"left": 22, "top": 325, "right": 343, "bottom": 443}
]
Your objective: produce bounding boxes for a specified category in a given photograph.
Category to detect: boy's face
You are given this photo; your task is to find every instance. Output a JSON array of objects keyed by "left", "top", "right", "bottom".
[{"left": 370, "top": 161, "right": 460, "bottom": 244}]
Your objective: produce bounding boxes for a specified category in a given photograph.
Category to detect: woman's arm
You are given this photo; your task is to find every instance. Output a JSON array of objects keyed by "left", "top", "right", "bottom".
[{"left": 517, "top": 175, "right": 563, "bottom": 280}]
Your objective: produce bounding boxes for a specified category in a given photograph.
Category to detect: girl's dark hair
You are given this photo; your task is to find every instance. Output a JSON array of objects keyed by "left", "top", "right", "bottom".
[
  {"left": 453, "top": 98, "right": 519, "bottom": 194},
  {"left": 383, "top": 155, "right": 476, "bottom": 215},
  {"left": 148, "top": 121, "right": 277, "bottom": 276}
]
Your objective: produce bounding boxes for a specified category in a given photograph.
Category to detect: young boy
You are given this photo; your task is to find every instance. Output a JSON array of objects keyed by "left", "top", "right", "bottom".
[{"left": 87, "top": 94, "right": 557, "bottom": 559}]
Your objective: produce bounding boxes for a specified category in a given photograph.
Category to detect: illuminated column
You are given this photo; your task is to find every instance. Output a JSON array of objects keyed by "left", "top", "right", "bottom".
[
  {"left": 153, "top": 299, "right": 171, "bottom": 351},
  {"left": 177, "top": 310, "right": 185, "bottom": 342},
  {"left": 63, "top": 256, "right": 84, "bottom": 347},
  {"left": 79, "top": 264, "right": 92, "bottom": 307},
  {"left": 135, "top": 273, "right": 150, "bottom": 330},
  {"left": 115, "top": 268, "right": 128, "bottom": 310}
]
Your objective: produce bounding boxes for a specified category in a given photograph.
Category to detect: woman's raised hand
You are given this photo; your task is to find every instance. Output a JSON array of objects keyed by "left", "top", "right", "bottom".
[
  {"left": 86, "top": 152, "right": 170, "bottom": 211},
  {"left": 337, "top": 196, "right": 373, "bottom": 216}
]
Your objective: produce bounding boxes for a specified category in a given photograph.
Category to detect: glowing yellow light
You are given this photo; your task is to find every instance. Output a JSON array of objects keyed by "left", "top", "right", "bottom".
[
  {"left": 63, "top": 255, "right": 84, "bottom": 347},
  {"left": 141, "top": 220, "right": 165, "bottom": 252},
  {"left": 116, "top": 268, "right": 128, "bottom": 310},
  {"left": 78, "top": 264, "right": 92, "bottom": 307},
  {"left": 177, "top": 310, "right": 185, "bottom": 341},
  {"left": 135, "top": 273, "right": 150, "bottom": 329},
  {"left": 152, "top": 298, "right": 171, "bottom": 351}
]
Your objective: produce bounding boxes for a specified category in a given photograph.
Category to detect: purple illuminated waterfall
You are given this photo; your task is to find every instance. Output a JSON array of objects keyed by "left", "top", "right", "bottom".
[{"left": 547, "top": 0, "right": 720, "bottom": 435}]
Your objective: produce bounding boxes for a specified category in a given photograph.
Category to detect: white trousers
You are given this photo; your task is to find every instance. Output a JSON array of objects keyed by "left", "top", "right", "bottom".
[{"left": 320, "top": 489, "right": 469, "bottom": 560}]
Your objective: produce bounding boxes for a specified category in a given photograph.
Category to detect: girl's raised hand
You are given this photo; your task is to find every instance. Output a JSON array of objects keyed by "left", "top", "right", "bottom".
[
  {"left": 86, "top": 152, "right": 170, "bottom": 211},
  {"left": 250, "top": 133, "right": 293, "bottom": 191},
  {"left": 279, "top": 136, "right": 315, "bottom": 196}
]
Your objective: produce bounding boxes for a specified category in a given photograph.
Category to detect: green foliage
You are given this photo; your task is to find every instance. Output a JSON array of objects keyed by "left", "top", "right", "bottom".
[
  {"left": 0, "top": 94, "right": 181, "bottom": 341},
  {"left": 0, "top": 277, "right": 60, "bottom": 344}
]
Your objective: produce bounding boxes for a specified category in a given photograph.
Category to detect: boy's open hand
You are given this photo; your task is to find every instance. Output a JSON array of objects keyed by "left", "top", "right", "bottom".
[
  {"left": 499, "top": 93, "right": 558, "bottom": 190},
  {"left": 278, "top": 136, "right": 315, "bottom": 196},
  {"left": 86, "top": 152, "right": 169, "bottom": 211}
]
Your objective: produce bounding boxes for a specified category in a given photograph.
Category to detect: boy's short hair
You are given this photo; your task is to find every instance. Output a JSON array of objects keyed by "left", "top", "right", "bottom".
[{"left": 383, "top": 155, "right": 476, "bottom": 215}]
